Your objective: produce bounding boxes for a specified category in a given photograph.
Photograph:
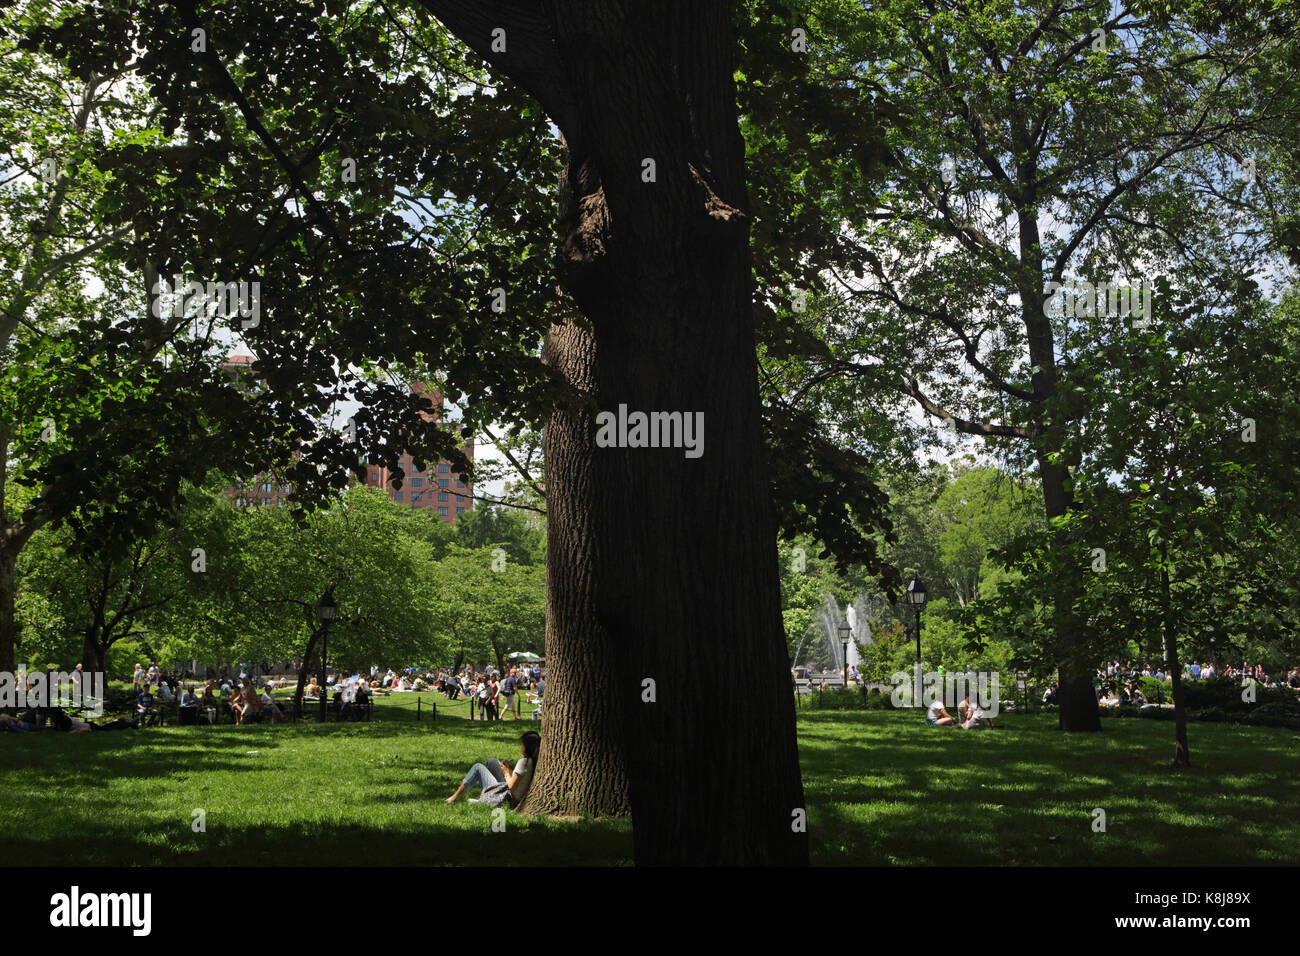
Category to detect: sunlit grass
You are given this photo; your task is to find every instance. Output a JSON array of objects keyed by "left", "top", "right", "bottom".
[{"left": 1, "top": 703, "right": 1294, "bottom": 865}]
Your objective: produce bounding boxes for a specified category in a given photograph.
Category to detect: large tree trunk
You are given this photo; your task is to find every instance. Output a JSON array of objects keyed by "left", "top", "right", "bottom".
[
  {"left": 1019, "top": 205, "right": 1099, "bottom": 733},
  {"left": 421, "top": 0, "right": 807, "bottom": 864},
  {"left": 1041, "top": 458, "right": 1100, "bottom": 732},
  {"left": 526, "top": 316, "right": 630, "bottom": 817},
  {"left": 293, "top": 627, "right": 321, "bottom": 721},
  {"left": 553, "top": 6, "right": 806, "bottom": 865},
  {"left": 1161, "top": 546, "right": 1190, "bottom": 767},
  {"left": 80, "top": 630, "right": 107, "bottom": 675},
  {"left": 0, "top": 544, "right": 16, "bottom": 676}
]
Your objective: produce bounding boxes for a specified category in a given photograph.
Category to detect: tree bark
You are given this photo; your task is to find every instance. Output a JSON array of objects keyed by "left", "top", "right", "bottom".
[
  {"left": 80, "top": 630, "right": 107, "bottom": 675},
  {"left": 550, "top": 5, "right": 805, "bottom": 864},
  {"left": 1018, "top": 205, "right": 1099, "bottom": 733},
  {"left": 0, "top": 544, "right": 16, "bottom": 676},
  {"left": 293, "top": 626, "right": 321, "bottom": 721},
  {"left": 1161, "top": 545, "right": 1190, "bottom": 767},
  {"left": 418, "top": 0, "right": 808, "bottom": 863},
  {"left": 526, "top": 316, "right": 630, "bottom": 817}
]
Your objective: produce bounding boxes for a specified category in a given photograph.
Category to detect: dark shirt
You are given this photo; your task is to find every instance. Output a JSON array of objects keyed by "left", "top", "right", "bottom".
[{"left": 137, "top": 693, "right": 155, "bottom": 711}]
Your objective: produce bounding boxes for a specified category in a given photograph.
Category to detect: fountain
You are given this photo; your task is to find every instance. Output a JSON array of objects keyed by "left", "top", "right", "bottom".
[{"left": 793, "top": 592, "right": 883, "bottom": 683}]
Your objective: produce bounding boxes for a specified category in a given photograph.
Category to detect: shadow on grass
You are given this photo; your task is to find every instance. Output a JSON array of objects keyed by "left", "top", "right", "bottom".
[
  {"left": 5, "top": 711, "right": 1294, "bottom": 866},
  {"left": 0, "top": 818, "right": 632, "bottom": 867},
  {"left": 799, "top": 712, "right": 1299, "bottom": 866}
]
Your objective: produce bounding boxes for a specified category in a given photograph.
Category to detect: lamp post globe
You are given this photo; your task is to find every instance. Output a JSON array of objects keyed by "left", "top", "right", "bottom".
[{"left": 906, "top": 577, "right": 927, "bottom": 696}]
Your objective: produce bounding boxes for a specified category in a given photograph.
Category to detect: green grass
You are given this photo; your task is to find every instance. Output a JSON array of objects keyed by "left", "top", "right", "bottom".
[
  {"left": 799, "top": 711, "right": 1299, "bottom": 865},
  {"left": 1, "top": 701, "right": 1295, "bottom": 865}
]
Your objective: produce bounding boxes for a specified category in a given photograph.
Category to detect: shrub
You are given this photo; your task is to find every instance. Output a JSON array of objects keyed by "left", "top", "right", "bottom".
[{"left": 802, "top": 687, "right": 879, "bottom": 710}]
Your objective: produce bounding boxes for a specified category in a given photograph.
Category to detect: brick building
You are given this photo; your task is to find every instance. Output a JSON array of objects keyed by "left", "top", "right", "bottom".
[{"left": 223, "top": 356, "right": 474, "bottom": 523}]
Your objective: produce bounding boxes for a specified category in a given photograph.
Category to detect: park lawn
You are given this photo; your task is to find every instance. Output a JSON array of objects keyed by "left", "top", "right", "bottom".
[
  {"left": 0, "top": 702, "right": 1295, "bottom": 866},
  {"left": 800, "top": 711, "right": 1300, "bottom": 866}
]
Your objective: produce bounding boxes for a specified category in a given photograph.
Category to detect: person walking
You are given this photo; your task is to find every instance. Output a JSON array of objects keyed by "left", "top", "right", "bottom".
[{"left": 501, "top": 668, "right": 518, "bottom": 720}]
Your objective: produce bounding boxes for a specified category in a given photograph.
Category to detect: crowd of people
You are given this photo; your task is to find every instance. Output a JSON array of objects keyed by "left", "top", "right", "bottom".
[
  {"left": 1095, "top": 659, "right": 1300, "bottom": 690},
  {"left": 1032, "top": 659, "right": 1300, "bottom": 709},
  {"left": 294, "top": 663, "right": 546, "bottom": 721},
  {"left": 435, "top": 665, "right": 545, "bottom": 720}
]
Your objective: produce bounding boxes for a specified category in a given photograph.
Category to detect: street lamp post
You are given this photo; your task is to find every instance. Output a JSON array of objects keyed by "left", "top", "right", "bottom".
[
  {"left": 315, "top": 591, "right": 338, "bottom": 724},
  {"left": 838, "top": 623, "right": 851, "bottom": 688},
  {"left": 906, "top": 577, "right": 927, "bottom": 704}
]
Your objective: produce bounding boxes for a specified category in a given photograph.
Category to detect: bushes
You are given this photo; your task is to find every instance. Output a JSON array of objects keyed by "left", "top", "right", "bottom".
[
  {"left": 1100, "top": 678, "right": 1300, "bottom": 731},
  {"left": 1137, "top": 676, "right": 1169, "bottom": 703},
  {"left": 1178, "top": 676, "right": 1293, "bottom": 713},
  {"left": 1240, "top": 699, "right": 1300, "bottom": 731},
  {"left": 798, "top": 687, "right": 891, "bottom": 710}
]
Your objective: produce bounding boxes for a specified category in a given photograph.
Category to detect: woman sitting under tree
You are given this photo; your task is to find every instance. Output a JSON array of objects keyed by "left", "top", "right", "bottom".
[{"left": 446, "top": 731, "right": 540, "bottom": 808}]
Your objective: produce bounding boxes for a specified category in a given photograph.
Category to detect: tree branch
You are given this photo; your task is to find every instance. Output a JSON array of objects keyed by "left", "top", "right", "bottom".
[{"left": 413, "top": 0, "right": 575, "bottom": 132}]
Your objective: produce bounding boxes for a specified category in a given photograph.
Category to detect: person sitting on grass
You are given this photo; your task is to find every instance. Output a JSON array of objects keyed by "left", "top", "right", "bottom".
[
  {"left": 925, "top": 696, "right": 955, "bottom": 726},
  {"left": 446, "top": 730, "right": 541, "bottom": 808},
  {"left": 137, "top": 684, "right": 161, "bottom": 727},
  {"left": 259, "top": 686, "right": 285, "bottom": 724},
  {"left": 243, "top": 684, "right": 265, "bottom": 724},
  {"left": 960, "top": 701, "right": 995, "bottom": 729},
  {"left": 231, "top": 684, "right": 254, "bottom": 725}
]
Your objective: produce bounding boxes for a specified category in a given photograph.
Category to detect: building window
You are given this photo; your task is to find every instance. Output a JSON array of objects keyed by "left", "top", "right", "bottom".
[
  {"left": 438, "top": 492, "right": 448, "bottom": 502},
  {"left": 261, "top": 482, "right": 272, "bottom": 493},
  {"left": 438, "top": 478, "right": 449, "bottom": 488},
  {"left": 413, "top": 477, "right": 422, "bottom": 486},
  {"left": 455, "top": 494, "right": 463, "bottom": 502},
  {"left": 412, "top": 493, "right": 422, "bottom": 502},
  {"left": 370, "top": 473, "right": 378, "bottom": 483},
  {"left": 456, "top": 507, "right": 465, "bottom": 515},
  {"left": 261, "top": 497, "right": 271, "bottom": 506},
  {"left": 395, "top": 491, "right": 403, "bottom": 501},
  {"left": 438, "top": 507, "right": 448, "bottom": 516},
  {"left": 280, "top": 484, "right": 291, "bottom": 493},
  {"left": 457, "top": 479, "right": 466, "bottom": 488},
  {"left": 438, "top": 463, "right": 449, "bottom": 473}
]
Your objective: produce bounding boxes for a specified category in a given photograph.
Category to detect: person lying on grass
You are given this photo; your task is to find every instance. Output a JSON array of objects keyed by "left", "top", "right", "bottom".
[
  {"left": 446, "top": 730, "right": 540, "bottom": 808},
  {"left": 0, "top": 714, "right": 37, "bottom": 732}
]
